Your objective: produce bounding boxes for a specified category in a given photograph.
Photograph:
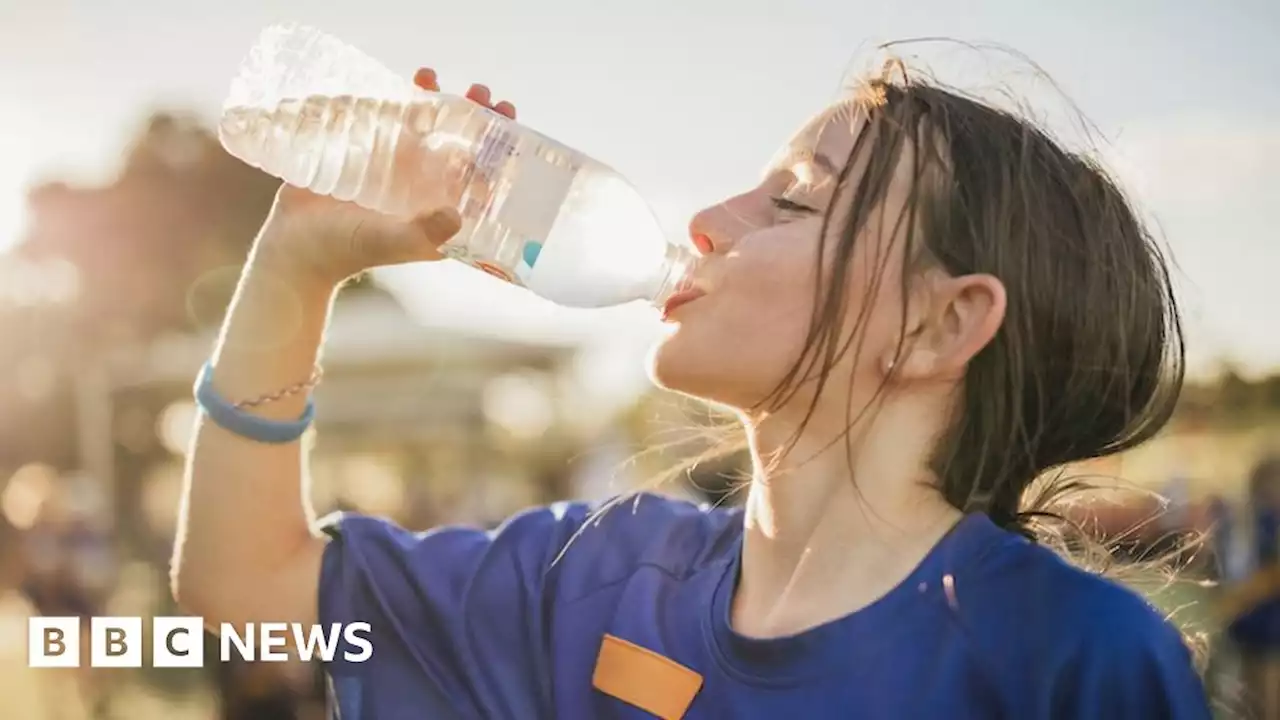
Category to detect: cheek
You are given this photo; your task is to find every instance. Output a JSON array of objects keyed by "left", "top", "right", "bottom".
[{"left": 648, "top": 230, "right": 819, "bottom": 405}]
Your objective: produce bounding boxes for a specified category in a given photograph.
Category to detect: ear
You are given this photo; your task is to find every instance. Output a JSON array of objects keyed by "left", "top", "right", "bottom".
[{"left": 889, "top": 273, "right": 1006, "bottom": 381}]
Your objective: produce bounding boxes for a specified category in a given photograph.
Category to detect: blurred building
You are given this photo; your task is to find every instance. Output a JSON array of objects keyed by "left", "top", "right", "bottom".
[{"left": 106, "top": 287, "right": 592, "bottom": 548}]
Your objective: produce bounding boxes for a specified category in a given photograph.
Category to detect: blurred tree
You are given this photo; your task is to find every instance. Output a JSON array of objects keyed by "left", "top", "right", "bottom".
[
  {"left": 0, "top": 109, "right": 401, "bottom": 567},
  {"left": 1260, "top": 373, "right": 1280, "bottom": 413},
  {"left": 1219, "top": 366, "right": 1254, "bottom": 416},
  {"left": 0, "top": 112, "right": 275, "bottom": 469},
  {"left": 18, "top": 112, "right": 279, "bottom": 344},
  {"left": 0, "top": 113, "right": 267, "bottom": 555}
]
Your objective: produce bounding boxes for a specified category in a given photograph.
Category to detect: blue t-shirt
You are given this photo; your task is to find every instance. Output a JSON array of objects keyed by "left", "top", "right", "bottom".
[{"left": 317, "top": 493, "right": 1209, "bottom": 719}]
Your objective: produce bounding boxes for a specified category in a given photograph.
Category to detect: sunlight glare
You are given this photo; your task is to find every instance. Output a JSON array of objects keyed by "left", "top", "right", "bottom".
[{"left": 0, "top": 132, "right": 34, "bottom": 253}]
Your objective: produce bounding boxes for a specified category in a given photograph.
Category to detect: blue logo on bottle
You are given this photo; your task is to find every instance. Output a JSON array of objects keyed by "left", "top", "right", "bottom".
[
  {"left": 515, "top": 240, "right": 543, "bottom": 285},
  {"left": 522, "top": 241, "right": 543, "bottom": 268}
]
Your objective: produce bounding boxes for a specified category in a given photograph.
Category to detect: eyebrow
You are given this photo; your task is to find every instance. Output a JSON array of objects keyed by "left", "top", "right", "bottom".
[{"left": 809, "top": 152, "right": 841, "bottom": 179}]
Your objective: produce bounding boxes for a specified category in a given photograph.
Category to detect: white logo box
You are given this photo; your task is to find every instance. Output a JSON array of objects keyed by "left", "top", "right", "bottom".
[
  {"left": 27, "top": 617, "right": 372, "bottom": 667},
  {"left": 29, "top": 616, "right": 205, "bottom": 668}
]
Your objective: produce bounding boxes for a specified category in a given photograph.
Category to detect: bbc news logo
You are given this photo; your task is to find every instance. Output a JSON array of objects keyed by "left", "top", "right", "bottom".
[{"left": 28, "top": 617, "right": 373, "bottom": 668}]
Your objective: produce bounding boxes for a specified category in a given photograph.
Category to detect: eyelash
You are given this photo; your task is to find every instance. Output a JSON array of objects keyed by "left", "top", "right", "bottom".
[{"left": 769, "top": 196, "right": 820, "bottom": 215}]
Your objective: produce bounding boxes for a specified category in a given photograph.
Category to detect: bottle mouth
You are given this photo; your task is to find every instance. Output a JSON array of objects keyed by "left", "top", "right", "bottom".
[{"left": 649, "top": 244, "right": 698, "bottom": 308}]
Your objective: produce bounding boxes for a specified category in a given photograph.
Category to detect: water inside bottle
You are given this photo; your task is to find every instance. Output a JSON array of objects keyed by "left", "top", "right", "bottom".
[
  {"left": 220, "top": 94, "right": 682, "bottom": 309},
  {"left": 521, "top": 169, "right": 673, "bottom": 307},
  {"left": 219, "top": 96, "right": 426, "bottom": 213}
]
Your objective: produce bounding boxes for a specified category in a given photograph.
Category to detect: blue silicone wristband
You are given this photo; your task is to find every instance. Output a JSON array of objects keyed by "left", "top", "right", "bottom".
[{"left": 194, "top": 362, "right": 315, "bottom": 445}]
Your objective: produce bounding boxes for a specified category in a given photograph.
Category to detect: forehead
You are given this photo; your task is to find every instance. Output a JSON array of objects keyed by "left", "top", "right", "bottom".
[{"left": 766, "top": 99, "right": 867, "bottom": 176}]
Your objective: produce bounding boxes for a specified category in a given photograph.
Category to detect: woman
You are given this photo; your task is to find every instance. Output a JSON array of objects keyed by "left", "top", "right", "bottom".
[{"left": 172, "top": 61, "right": 1210, "bottom": 719}]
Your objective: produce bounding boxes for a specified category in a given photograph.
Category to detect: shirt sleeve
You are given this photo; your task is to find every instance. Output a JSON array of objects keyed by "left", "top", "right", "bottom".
[
  {"left": 316, "top": 502, "right": 590, "bottom": 720},
  {"left": 1053, "top": 614, "right": 1212, "bottom": 720}
]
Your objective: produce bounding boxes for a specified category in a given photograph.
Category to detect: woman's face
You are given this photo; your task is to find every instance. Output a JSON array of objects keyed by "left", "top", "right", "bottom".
[{"left": 649, "top": 100, "right": 918, "bottom": 415}]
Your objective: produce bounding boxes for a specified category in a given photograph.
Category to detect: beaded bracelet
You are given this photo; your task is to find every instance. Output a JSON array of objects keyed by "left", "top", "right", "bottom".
[
  {"left": 234, "top": 365, "right": 324, "bottom": 409},
  {"left": 193, "top": 362, "right": 319, "bottom": 445}
]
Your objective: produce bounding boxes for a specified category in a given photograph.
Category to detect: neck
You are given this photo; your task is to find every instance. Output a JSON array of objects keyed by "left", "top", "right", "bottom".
[{"left": 732, "top": 393, "right": 963, "bottom": 639}]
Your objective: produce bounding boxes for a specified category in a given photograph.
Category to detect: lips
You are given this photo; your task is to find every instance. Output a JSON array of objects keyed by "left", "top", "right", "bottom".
[{"left": 661, "top": 288, "right": 706, "bottom": 321}]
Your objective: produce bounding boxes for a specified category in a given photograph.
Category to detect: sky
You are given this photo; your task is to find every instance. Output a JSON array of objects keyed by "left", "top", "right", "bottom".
[{"left": 1, "top": 0, "right": 1277, "bottom": 378}]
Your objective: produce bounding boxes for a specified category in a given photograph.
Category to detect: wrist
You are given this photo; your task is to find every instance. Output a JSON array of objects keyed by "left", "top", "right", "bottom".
[
  {"left": 249, "top": 222, "right": 350, "bottom": 297},
  {"left": 216, "top": 251, "right": 336, "bottom": 362}
]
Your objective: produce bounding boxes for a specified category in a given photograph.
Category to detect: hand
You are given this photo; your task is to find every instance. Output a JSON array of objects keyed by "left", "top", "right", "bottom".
[{"left": 252, "top": 68, "right": 519, "bottom": 289}]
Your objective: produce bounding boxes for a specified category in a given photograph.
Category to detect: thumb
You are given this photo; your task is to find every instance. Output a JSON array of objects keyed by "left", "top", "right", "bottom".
[
  {"left": 372, "top": 207, "right": 464, "bottom": 266},
  {"left": 413, "top": 207, "right": 463, "bottom": 247}
]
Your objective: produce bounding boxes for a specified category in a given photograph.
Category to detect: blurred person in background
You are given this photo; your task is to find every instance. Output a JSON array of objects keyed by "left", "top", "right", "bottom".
[
  {"left": 22, "top": 483, "right": 99, "bottom": 624},
  {"left": 21, "top": 477, "right": 113, "bottom": 719},
  {"left": 1203, "top": 493, "right": 1235, "bottom": 700},
  {"left": 172, "top": 57, "right": 1209, "bottom": 718},
  {"left": 0, "top": 508, "right": 89, "bottom": 720},
  {"left": 1152, "top": 471, "right": 1193, "bottom": 558},
  {"left": 1206, "top": 494, "right": 1241, "bottom": 585},
  {"left": 0, "top": 507, "right": 48, "bottom": 718},
  {"left": 1221, "top": 456, "right": 1280, "bottom": 719}
]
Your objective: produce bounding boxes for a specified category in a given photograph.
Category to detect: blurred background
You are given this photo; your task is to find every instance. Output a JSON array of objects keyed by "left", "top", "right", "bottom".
[{"left": 1, "top": 0, "right": 1278, "bottom": 718}]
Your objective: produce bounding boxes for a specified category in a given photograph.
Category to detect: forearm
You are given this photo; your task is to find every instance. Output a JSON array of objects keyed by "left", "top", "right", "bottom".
[{"left": 172, "top": 236, "right": 339, "bottom": 625}]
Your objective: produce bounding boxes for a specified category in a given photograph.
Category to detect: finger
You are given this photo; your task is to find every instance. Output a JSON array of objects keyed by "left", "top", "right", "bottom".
[
  {"left": 492, "top": 100, "right": 517, "bottom": 120},
  {"left": 465, "top": 84, "right": 492, "bottom": 107},
  {"left": 413, "top": 68, "right": 440, "bottom": 92},
  {"left": 366, "top": 208, "right": 461, "bottom": 267}
]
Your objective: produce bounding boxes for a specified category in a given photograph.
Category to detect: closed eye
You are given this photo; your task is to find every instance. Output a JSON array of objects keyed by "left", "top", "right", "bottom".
[{"left": 770, "top": 196, "right": 821, "bottom": 215}]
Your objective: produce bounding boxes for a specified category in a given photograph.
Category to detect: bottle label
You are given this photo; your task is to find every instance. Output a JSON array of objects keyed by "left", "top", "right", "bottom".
[
  {"left": 473, "top": 123, "right": 516, "bottom": 183},
  {"left": 495, "top": 149, "right": 575, "bottom": 242},
  {"left": 459, "top": 123, "right": 575, "bottom": 289}
]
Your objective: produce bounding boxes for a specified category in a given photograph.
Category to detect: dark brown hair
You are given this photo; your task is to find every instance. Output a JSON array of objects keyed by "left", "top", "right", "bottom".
[
  {"left": 601, "top": 52, "right": 1208, "bottom": 683},
  {"left": 672, "top": 63, "right": 1184, "bottom": 543},
  {"left": 849, "top": 75, "right": 1173, "bottom": 531}
]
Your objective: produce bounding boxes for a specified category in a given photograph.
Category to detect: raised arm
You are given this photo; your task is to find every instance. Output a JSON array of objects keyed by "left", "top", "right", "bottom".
[{"left": 170, "top": 71, "right": 515, "bottom": 628}]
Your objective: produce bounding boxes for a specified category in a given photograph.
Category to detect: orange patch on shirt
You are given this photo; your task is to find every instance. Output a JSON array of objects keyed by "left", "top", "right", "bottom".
[{"left": 592, "top": 634, "right": 703, "bottom": 720}]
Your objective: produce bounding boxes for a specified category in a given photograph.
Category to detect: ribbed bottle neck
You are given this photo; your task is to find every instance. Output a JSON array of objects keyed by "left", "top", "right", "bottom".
[{"left": 647, "top": 243, "right": 697, "bottom": 307}]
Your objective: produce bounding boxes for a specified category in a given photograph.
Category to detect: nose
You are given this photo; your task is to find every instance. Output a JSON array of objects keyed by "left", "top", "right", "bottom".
[{"left": 687, "top": 199, "right": 742, "bottom": 256}]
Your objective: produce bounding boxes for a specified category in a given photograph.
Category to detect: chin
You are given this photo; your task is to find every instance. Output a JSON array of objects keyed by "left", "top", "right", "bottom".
[
  {"left": 645, "top": 335, "right": 687, "bottom": 392},
  {"left": 646, "top": 329, "right": 712, "bottom": 393},
  {"left": 645, "top": 331, "right": 751, "bottom": 408}
]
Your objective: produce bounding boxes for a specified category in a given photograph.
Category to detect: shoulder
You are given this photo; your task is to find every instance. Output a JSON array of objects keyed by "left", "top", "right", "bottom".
[
  {"left": 319, "top": 491, "right": 741, "bottom": 599},
  {"left": 474, "top": 491, "right": 741, "bottom": 571},
  {"left": 545, "top": 492, "right": 743, "bottom": 601},
  {"left": 974, "top": 538, "right": 1185, "bottom": 646},
  {"left": 953, "top": 533, "right": 1207, "bottom": 714}
]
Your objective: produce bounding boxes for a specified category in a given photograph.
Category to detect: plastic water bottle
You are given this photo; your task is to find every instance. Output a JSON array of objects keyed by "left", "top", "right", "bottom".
[{"left": 217, "top": 24, "right": 694, "bottom": 309}]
